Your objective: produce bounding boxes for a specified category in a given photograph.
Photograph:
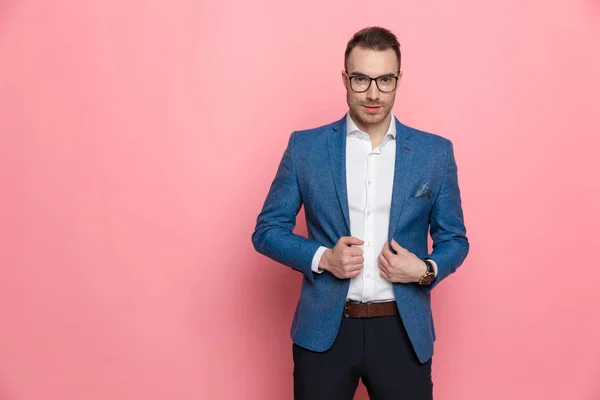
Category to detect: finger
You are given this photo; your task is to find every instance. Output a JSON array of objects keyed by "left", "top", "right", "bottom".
[
  {"left": 380, "top": 268, "right": 391, "bottom": 281},
  {"left": 377, "top": 257, "right": 394, "bottom": 276},
  {"left": 349, "top": 256, "right": 365, "bottom": 265},
  {"left": 340, "top": 236, "right": 365, "bottom": 247},
  {"left": 342, "top": 249, "right": 362, "bottom": 262},
  {"left": 378, "top": 254, "right": 391, "bottom": 273},
  {"left": 381, "top": 242, "right": 393, "bottom": 262},
  {"left": 390, "top": 238, "right": 406, "bottom": 254},
  {"left": 346, "top": 257, "right": 364, "bottom": 267},
  {"left": 349, "top": 247, "right": 363, "bottom": 257},
  {"left": 347, "top": 263, "right": 364, "bottom": 272},
  {"left": 378, "top": 263, "right": 389, "bottom": 277},
  {"left": 346, "top": 269, "right": 362, "bottom": 279},
  {"left": 341, "top": 263, "right": 363, "bottom": 277}
]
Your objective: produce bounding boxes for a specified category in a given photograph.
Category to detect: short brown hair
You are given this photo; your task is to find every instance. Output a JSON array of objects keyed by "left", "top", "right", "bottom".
[{"left": 344, "top": 27, "right": 401, "bottom": 71}]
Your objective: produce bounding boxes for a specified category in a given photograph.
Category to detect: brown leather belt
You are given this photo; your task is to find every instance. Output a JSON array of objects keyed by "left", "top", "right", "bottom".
[{"left": 344, "top": 300, "right": 398, "bottom": 318}]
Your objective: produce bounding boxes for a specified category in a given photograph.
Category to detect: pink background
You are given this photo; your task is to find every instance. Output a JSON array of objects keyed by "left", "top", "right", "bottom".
[{"left": 1, "top": 0, "right": 600, "bottom": 399}]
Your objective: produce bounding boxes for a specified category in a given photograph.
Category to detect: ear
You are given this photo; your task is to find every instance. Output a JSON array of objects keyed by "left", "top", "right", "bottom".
[
  {"left": 398, "top": 69, "right": 403, "bottom": 83},
  {"left": 342, "top": 70, "right": 349, "bottom": 90}
]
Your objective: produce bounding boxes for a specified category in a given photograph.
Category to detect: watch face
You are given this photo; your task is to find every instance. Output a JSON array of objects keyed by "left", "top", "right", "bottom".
[{"left": 421, "top": 274, "right": 435, "bottom": 286}]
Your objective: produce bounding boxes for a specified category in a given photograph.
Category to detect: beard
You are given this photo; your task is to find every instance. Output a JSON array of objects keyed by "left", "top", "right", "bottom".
[{"left": 347, "top": 94, "right": 394, "bottom": 130}]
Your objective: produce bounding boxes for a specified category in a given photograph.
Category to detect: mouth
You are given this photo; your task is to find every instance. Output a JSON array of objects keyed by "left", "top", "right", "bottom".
[{"left": 363, "top": 105, "right": 382, "bottom": 113}]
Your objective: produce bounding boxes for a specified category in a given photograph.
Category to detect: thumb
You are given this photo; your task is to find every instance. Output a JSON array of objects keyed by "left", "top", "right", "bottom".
[{"left": 341, "top": 236, "right": 365, "bottom": 246}]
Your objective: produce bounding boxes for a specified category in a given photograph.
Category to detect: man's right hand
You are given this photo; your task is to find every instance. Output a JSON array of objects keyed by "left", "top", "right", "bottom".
[{"left": 319, "top": 236, "right": 365, "bottom": 279}]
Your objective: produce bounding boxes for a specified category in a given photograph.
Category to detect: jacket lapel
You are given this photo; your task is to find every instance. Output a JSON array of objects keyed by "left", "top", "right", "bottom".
[
  {"left": 328, "top": 117, "right": 351, "bottom": 234},
  {"left": 387, "top": 118, "right": 415, "bottom": 240}
]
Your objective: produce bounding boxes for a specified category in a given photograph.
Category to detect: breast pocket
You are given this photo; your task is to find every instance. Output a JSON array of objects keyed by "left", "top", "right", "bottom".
[{"left": 407, "top": 181, "right": 434, "bottom": 212}]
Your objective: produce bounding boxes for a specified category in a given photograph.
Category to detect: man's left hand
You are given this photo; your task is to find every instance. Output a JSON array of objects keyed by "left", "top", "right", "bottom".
[{"left": 378, "top": 239, "right": 426, "bottom": 283}]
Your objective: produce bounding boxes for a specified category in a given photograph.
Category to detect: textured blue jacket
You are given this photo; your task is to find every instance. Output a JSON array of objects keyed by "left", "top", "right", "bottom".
[{"left": 252, "top": 116, "right": 469, "bottom": 363}]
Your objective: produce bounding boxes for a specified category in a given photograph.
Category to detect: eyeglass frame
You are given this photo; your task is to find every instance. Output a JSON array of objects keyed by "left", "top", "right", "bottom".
[{"left": 344, "top": 70, "right": 402, "bottom": 93}]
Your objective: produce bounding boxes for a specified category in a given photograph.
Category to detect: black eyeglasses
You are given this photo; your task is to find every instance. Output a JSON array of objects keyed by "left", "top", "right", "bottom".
[{"left": 345, "top": 71, "right": 399, "bottom": 93}]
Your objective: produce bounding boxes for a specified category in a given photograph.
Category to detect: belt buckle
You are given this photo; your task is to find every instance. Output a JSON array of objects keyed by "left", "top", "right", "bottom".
[
  {"left": 344, "top": 300, "right": 360, "bottom": 318},
  {"left": 345, "top": 300, "right": 373, "bottom": 318}
]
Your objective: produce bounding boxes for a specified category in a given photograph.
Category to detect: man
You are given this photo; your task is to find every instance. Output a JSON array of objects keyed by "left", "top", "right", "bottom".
[{"left": 252, "top": 26, "right": 469, "bottom": 399}]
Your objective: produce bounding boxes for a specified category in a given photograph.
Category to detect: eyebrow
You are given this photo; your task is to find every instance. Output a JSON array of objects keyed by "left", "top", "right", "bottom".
[{"left": 349, "top": 71, "right": 397, "bottom": 78}]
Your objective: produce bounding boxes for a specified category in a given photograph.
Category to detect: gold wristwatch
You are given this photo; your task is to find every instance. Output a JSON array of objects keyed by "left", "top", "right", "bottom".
[{"left": 418, "top": 258, "right": 436, "bottom": 286}]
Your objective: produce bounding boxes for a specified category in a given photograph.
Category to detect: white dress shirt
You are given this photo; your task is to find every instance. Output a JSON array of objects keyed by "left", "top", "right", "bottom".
[{"left": 311, "top": 112, "right": 437, "bottom": 302}]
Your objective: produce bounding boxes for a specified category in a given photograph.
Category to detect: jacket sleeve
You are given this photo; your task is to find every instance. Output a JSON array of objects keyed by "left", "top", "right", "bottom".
[
  {"left": 422, "top": 139, "right": 470, "bottom": 293},
  {"left": 251, "top": 131, "right": 322, "bottom": 283}
]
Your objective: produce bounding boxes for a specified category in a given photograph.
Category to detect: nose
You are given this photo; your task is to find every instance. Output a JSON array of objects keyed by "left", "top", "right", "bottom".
[{"left": 366, "top": 80, "right": 380, "bottom": 101}]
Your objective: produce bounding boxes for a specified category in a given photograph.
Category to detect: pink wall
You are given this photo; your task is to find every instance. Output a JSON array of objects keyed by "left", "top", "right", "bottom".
[{"left": 1, "top": 0, "right": 599, "bottom": 399}]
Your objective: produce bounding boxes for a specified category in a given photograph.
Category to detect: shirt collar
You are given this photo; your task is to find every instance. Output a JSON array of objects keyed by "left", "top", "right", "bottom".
[{"left": 346, "top": 112, "right": 397, "bottom": 139}]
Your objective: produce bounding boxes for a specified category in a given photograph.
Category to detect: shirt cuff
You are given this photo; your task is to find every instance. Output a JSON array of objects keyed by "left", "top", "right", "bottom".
[
  {"left": 311, "top": 246, "right": 328, "bottom": 273},
  {"left": 428, "top": 258, "right": 438, "bottom": 276}
]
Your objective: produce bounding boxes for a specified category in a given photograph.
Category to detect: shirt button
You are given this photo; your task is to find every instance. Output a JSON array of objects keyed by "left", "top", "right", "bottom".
[
  {"left": 366, "top": 241, "right": 370, "bottom": 247},
  {"left": 368, "top": 180, "right": 372, "bottom": 185},
  {"left": 367, "top": 211, "right": 371, "bottom": 216}
]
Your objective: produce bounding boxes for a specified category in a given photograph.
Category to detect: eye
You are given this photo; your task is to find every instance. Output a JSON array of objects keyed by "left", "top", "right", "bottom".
[
  {"left": 354, "top": 76, "right": 367, "bottom": 82},
  {"left": 380, "top": 77, "right": 391, "bottom": 83}
]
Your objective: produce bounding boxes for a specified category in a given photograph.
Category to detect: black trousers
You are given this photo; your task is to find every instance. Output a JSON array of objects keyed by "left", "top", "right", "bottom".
[{"left": 293, "top": 314, "right": 433, "bottom": 400}]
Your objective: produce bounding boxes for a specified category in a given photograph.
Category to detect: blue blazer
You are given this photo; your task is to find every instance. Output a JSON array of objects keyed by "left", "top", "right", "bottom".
[{"left": 252, "top": 115, "right": 469, "bottom": 363}]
